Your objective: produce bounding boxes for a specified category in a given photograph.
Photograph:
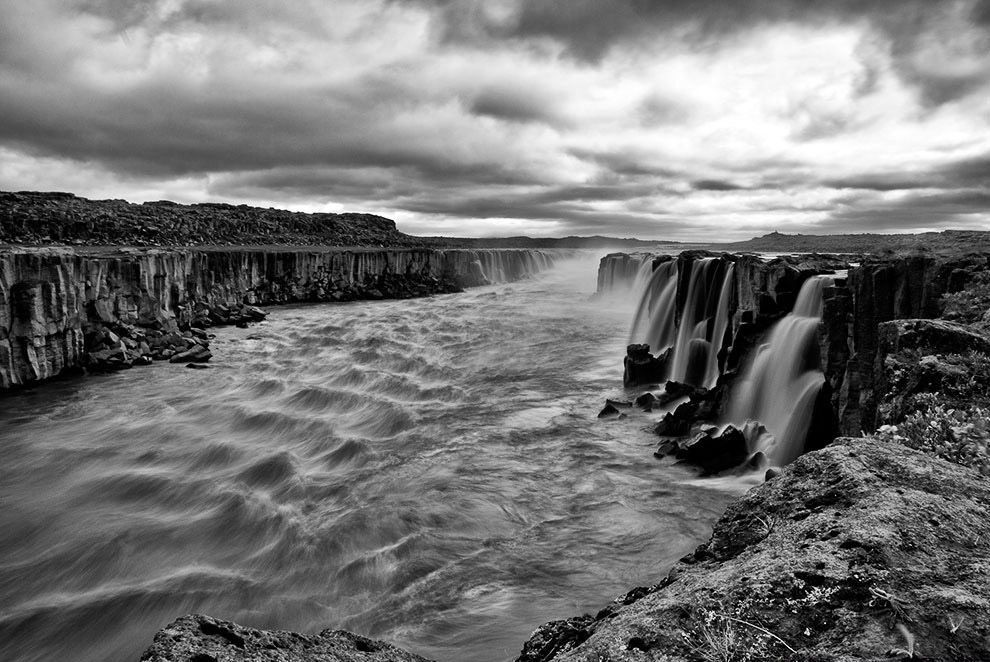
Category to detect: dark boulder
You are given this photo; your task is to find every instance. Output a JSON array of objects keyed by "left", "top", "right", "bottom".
[
  {"left": 169, "top": 344, "right": 212, "bottom": 364},
  {"left": 634, "top": 392, "right": 659, "bottom": 411},
  {"left": 654, "top": 412, "right": 691, "bottom": 438},
  {"left": 623, "top": 344, "right": 665, "bottom": 387},
  {"left": 674, "top": 425, "right": 748, "bottom": 475},
  {"left": 597, "top": 403, "right": 622, "bottom": 419}
]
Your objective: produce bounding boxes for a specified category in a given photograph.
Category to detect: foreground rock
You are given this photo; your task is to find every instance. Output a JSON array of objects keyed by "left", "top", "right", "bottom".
[
  {"left": 140, "top": 614, "right": 434, "bottom": 662},
  {"left": 517, "top": 437, "right": 990, "bottom": 661}
]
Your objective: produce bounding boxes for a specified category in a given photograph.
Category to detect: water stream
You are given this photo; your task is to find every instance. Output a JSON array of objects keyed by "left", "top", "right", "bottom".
[{"left": 0, "top": 254, "right": 737, "bottom": 662}]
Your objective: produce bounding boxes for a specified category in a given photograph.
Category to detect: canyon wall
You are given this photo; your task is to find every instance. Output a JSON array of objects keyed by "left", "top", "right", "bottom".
[{"left": 0, "top": 247, "right": 562, "bottom": 388}]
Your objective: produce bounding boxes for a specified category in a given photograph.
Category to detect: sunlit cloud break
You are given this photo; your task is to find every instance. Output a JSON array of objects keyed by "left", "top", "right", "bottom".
[{"left": 0, "top": 0, "right": 987, "bottom": 241}]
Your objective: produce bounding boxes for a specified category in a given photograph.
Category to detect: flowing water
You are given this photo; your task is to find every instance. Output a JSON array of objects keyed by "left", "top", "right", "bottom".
[
  {"left": 0, "top": 254, "right": 737, "bottom": 662},
  {"left": 728, "top": 275, "right": 833, "bottom": 466}
]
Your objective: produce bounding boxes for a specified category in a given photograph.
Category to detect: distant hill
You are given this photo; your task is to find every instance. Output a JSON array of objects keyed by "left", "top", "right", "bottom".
[{"left": 712, "top": 230, "right": 990, "bottom": 254}]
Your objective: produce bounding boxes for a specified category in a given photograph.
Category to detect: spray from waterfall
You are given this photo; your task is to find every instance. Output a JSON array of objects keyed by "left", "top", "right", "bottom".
[{"left": 729, "top": 275, "right": 833, "bottom": 466}]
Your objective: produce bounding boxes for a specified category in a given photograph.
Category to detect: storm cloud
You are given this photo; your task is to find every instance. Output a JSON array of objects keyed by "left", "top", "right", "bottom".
[{"left": 0, "top": 0, "right": 987, "bottom": 240}]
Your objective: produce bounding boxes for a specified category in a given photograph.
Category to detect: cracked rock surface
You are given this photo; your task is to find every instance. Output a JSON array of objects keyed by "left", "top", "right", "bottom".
[{"left": 140, "top": 614, "right": 435, "bottom": 662}]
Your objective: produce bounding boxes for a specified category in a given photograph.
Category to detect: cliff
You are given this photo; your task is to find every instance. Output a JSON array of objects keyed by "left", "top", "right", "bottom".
[
  {"left": 0, "top": 246, "right": 562, "bottom": 388},
  {"left": 599, "top": 249, "right": 990, "bottom": 436}
]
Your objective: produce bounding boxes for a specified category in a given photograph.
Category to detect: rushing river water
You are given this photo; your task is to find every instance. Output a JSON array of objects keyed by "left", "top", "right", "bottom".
[{"left": 0, "top": 253, "right": 739, "bottom": 662}]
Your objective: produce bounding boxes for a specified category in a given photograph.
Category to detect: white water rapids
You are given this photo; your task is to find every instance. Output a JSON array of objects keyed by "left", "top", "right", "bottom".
[{"left": 0, "top": 254, "right": 736, "bottom": 662}]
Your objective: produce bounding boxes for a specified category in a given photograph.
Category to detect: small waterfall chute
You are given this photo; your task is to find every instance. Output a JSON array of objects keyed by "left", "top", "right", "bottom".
[
  {"left": 729, "top": 275, "right": 833, "bottom": 466},
  {"left": 628, "top": 260, "right": 678, "bottom": 352},
  {"left": 669, "top": 258, "right": 734, "bottom": 388}
]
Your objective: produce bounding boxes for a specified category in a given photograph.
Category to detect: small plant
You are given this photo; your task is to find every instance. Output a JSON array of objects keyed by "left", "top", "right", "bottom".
[
  {"left": 689, "top": 607, "right": 796, "bottom": 662},
  {"left": 868, "top": 587, "right": 913, "bottom": 623},
  {"left": 887, "top": 624, "right": 918, "bottom": 659},
  {"left": 874, "top": 399, "right": 990, "bottom": 476},
  {"left": 948, "top": 614, "right": 966, "bottom": 634},
  {"left": 753, "top": 515, "right": 775, "bottom": 539}
]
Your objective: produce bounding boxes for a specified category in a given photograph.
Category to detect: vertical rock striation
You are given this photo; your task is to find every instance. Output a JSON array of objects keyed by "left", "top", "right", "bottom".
[{"left": 0, "top": 247, "right": 563, "bottom": 388}]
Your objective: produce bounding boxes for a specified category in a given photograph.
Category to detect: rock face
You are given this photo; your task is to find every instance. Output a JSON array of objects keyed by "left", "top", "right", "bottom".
[
  {"left": 875, "top": 318, "right": 990, "bottom": 427},
  {"left": 516, "top": 437, "right": 990, "bottom": 661},
  {"left": 602, "top": 250, "right": 990, "bottom": 437},
  {"left": 140, "top": 614, "right": 434, "bottom": 662},
  {"left": 0, "top": 247, "right": 562, "bottom": 388},
  {"left": 841, "top": 253, "right": 989, "bottom": 433}
]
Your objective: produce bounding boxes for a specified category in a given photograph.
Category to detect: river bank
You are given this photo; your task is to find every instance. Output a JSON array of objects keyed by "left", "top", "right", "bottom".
[{"left": 0, "top": 246, "right": 566, "bottom": 389}]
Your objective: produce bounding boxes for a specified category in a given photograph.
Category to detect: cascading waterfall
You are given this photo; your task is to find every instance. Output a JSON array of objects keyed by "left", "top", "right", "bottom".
[
  {"left": 668, "top": 258, "right": 734, "bottom": 388},
  {"left": 703, "top": 263, "right": 734, "bottom": 389},
  {"left": 628, "top": 260, "right": 678, "bottom": 354},
  {"left": 625, "top": 256, "right": 735, "bottom": 388},
  {"left": 728, "top": 275, "right": 833, "bottom": 466},
  {"left": 597, "top": 253, "right": 654, "bottom": 294},
  {"left": 453, "top": 249, "right": 556, "bottom": 286}
]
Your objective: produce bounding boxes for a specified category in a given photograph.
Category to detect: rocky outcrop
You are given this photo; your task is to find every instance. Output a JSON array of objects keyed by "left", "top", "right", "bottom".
[
  {"left": 875, "top": 318, "right": 990, "bottom": 427},
  {"left": 0, "top": 247, "right": 563, "bottom": 388},
  {"left": 840, "top": 253, "right": 989, "bottom": 433},
  {"left": 140, "top": 614, "right": 434, "bottom": 662},
  {"left": 516, "top": 437, "right": 990, "bottom": 661}
]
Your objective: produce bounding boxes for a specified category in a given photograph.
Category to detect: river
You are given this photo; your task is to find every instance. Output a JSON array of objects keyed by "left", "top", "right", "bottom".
[{"left": 0, "top": 252, "right": 738, "bottom": 662}]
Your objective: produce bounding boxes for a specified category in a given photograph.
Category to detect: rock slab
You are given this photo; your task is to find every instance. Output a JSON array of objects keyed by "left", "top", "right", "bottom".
[{"left": 140, "top": 614, "right": 435, "bottom": 662}]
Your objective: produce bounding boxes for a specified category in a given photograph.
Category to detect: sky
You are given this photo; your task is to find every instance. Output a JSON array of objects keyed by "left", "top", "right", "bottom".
[{"left": 0, "top": 0, "right": 988, "bottom": 241}]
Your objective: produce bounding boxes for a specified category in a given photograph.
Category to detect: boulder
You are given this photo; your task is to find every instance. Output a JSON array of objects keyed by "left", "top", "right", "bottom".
[
  {"left": 673, "top": 425, "right": 748, "bottom": 475},
  {"left": 633, "top": 392, "right": 658, "bottom": 411},
  {"left": 139, "top": 614, "right": 434, "bottom": 662},
  {"left": 169, "top": 344, "right": 212, "bottom": 364},
  {"left": 623, "top": 344, "right": 665, "bottom": 388}
]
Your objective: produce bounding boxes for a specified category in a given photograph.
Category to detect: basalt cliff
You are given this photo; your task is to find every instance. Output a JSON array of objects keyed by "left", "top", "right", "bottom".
[{"left": 1, "top": 193, "right": 568, "bottom": 389}]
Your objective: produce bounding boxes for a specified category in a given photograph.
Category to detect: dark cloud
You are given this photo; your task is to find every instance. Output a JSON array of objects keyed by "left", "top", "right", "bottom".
[
  {"left": 692, "top": 179, "right": 745, "bottom": 192},
  {"left": 824, "top": 152, "right": 990, "bottom": 192},
  {"left": 822, "top": 189, "right": 990, "bottom": 232},
  {"left": 468, "top": 86, "right": 567, "bottom": 126}
]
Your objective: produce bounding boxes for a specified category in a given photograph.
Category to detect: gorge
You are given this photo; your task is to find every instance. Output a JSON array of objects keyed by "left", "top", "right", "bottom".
[{"left": 3, "top": 197, "right": 990, "bottom": 661}]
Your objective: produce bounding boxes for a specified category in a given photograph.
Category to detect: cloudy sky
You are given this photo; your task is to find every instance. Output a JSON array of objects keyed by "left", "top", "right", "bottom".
[{"left": 1, "top": 0, "right": 988, "bottom": 240}]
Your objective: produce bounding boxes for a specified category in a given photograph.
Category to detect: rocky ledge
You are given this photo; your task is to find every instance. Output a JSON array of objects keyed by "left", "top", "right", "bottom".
[
  {"left": 140, "top": 614, "right": 433, "bottom": 662},
  {"left": 517, "top": 437, "right": 990, "bottom": 661}
]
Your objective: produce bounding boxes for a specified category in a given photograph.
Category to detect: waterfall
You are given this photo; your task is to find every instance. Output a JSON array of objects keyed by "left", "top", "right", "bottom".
[
  {"left": 597, "top": 253, "right": 654, "bottom": 294},
  {"left": 728, "top": 275, "right": 832, "bottom": 466},
  {"left": 703, "top": 263, "right": 735, "bottom": 388},
  {"left": 668, "top": 258, "right": 734, "bottom": 388},
  {"left": 628, "top": 261, "right": 678, "bottom": 353}
]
